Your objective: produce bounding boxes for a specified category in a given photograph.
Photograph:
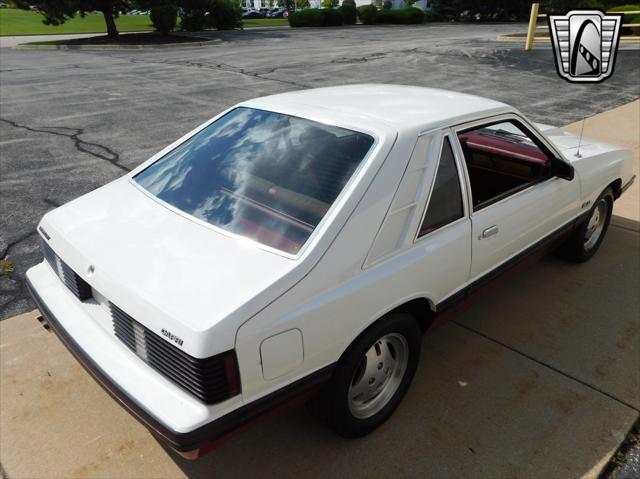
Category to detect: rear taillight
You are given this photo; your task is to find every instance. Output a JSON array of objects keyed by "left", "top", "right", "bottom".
[{"left": 111, "top": 302, "right": 241, "bottom": 404}]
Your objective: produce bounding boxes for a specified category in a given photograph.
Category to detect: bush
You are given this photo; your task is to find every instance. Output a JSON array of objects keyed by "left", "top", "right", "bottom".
[
  {"left": 404, "top": 6, "right": 425, "bottom": 23},
  {"left": 423, "top": 10, "right": 434, "bottom": 22},
  {"left": 288, "top": 8, "right": 325, "bottom": 27},
  {"left": 180, "top": 9, "right": 208, "bottom": 31},
  {"left": 610, "top": 4, "right": 640, "bottom": 25},
  {"left": 287, "top": 7, "right": 346, "bottom": 27},
  {"left": 357, "top": 4, "right": 377, "bottom": 24},
  {"left": 212, "top": 0, "right": 241, "bottom": 29},
  {"left": 150, "top": 3, "right": 178, "bottom": 35},
  {"left": 341, "top": 0, "right": 357, "bottom": 24},
  {"left": 541, "top": 0, "right": 604, "bottom": 13},
  {"left": 323, "top": 8, "right": 344, "bottom": 25},
  {"left": 376, "top": 7, "right": 424, "bottom": 24}
]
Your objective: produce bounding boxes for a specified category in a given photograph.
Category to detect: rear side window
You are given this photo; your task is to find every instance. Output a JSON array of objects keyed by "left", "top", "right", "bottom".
[
  {"left": 134, "top": 107, "right": 374, "bottom": 255},
  {"left": 418, "top": 137, "right": 464, "bottom": 237}
]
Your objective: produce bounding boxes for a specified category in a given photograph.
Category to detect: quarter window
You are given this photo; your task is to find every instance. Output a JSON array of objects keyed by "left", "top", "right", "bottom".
[{"left": 418, "top": 137, "right": 464, "bottom": 237}]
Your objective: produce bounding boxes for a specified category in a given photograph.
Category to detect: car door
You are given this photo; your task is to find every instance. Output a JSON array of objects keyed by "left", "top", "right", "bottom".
[{"left": 452, "top": 115, "right": 580, "bottom": 282}]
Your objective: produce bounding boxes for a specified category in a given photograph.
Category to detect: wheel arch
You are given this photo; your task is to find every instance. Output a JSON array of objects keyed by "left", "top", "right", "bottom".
[
  {"left": 607, "top": 178, "right": 622, "bottom": 199},
  {"left": 392, "top": 297, "right": 436, "bottom": 334},
  {"left": 341, "top": 297, "right": 435, "bottom": 356}
]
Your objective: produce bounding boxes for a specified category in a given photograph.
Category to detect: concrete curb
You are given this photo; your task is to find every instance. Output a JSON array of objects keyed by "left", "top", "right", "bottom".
[
  {"left": 612, "top": 215, "right": 640, "bottom": 232},
  {"left": 16, "top": 37, "right": 223, "bottom": 50},
  {"left": 237, "top": 26, "right": 291, "bottom": 31}
]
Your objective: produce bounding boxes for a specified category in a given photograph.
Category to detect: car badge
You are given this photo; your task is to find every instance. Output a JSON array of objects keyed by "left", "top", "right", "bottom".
[{"left": 548, "top": 10, "right": 623, "bottom": 83}]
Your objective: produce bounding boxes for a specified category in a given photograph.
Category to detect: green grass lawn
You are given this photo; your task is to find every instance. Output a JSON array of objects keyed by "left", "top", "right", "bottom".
[
  {"left": 0, "top": 8, "right": 153, "bottom": 36},
  {"left": 242, "top": 18, "right": 288, "bottom": 27},
  {"left": 609, "top": 4, "right": 640, "bottom": 25},
  {"left": 0, "top": 8, "right": 288, "bottom": 36}
]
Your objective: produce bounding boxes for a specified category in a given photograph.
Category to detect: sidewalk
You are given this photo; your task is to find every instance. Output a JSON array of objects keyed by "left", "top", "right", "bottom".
[
  {"left": 564, "top": 100, "right": 640, "bottom": 223},
  {"left": 0, "top": 33, "right": 122, "bottom": 48},
  {"left": 0, "top": 31, "right": 187, "bottom": 48},
  {"left": 0, "top": 101, "right": 638, "bottom": 479},
  {"left": 0, "top": 26, "right": 290, "bottom": 48}
]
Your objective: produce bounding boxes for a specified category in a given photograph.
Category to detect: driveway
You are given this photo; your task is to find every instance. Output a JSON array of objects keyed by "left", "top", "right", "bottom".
[{"left": 1, "top": 214, "right": 638, "bottom": 478}]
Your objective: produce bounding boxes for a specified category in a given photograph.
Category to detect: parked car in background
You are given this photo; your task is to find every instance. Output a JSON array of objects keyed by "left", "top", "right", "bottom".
[
  {"left": 27, "top": 85, "right": 634, "bottom": 459},
  {"left": 243, "top": 8, "right": 266, "bottom": 18},
  {"left": 268, "top": 7, "right": 286, "bottom": 17}
]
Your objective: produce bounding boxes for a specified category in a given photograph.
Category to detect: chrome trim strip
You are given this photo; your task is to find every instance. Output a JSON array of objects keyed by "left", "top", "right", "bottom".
[{"left": 621, "top": 175, "right": 636, "bottom": 194}]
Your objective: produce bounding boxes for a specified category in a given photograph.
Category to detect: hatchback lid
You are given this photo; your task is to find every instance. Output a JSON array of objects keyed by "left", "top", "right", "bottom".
[{"left": 40, "top": 178, "right": 297, "bottom": 356}]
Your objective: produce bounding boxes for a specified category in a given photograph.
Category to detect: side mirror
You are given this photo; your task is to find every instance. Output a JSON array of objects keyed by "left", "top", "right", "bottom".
[{"left": 551, "top": 158, "right": 575, "bottom": 181}]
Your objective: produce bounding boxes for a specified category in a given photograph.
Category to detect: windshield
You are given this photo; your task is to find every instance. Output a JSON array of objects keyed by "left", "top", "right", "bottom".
[{"left": 134, "top": 107, "right": 375, "bottom": 255}]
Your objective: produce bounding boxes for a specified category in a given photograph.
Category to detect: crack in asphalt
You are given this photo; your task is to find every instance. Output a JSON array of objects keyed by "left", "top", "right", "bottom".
[
  {"left": 89, "top": 46, "right": 488, "bottom": 88},
  {"left": 0, "top": 230, "right": 37, "bottom": 262},
  {"left": 330, "top": 52, "right": 387, "bottom": 64},
  {"left": 0, "top": 196, "right": 62, "bottom": 318},
  {"left": 0, "top": 118, "right": 130, "bottom": 173},
  {"left": 0, "top": 64, "right": 82, "bottom": 73},
  {"left": 214, "top": 61, "right": 310, "bottom": 87},
  {"left": 121, "top": 56, "right": 311, "bottom": 88}
]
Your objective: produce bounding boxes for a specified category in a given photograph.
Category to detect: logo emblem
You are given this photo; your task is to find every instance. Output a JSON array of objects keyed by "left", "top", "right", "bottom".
[{"left": 548, "top": 10, "right": 623, "bottom": 83}]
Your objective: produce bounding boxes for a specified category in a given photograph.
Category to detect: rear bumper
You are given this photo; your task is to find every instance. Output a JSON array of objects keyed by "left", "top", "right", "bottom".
[{"left": 26, "top": 269, "right": 333, "bottom": 457}]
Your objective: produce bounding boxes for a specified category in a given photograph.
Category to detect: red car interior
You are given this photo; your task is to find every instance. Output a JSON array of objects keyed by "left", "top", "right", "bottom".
[{"left": 458, "top": 129, "right": 551, "bottom": 209}]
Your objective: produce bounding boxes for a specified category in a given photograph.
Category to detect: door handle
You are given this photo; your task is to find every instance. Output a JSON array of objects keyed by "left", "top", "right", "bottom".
[{"left": 480, "top": 225, "right": 499, "bottom": 239}]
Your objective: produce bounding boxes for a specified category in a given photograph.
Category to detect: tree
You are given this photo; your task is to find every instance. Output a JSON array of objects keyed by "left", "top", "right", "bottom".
[
  {"left": 211, "top": 0, "right": 242, "bottom": 30},
  {"left": 16, "top": 0, "right": 129, "bottom": 37},
  {"left": 149, "top": 1, "right": 178, "bottom": 34}
]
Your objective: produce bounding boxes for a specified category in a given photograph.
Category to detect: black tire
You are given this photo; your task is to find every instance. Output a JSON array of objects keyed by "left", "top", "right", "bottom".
[
  {"left": 559, "top": 187, "right": 614, "bottom": 263},
  {"left": 321, "top": 312, "right": 421, "bottom": 438}
]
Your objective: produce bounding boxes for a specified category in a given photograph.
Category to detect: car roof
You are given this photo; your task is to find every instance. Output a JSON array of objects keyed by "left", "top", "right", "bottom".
[{"left": 242, "top": 84, "right": 513, "bottom": 133}]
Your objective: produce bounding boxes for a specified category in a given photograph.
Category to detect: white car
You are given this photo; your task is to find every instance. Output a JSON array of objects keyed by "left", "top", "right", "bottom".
[{"left": 27, "top": 85, "right": 635, "bottom": 458}]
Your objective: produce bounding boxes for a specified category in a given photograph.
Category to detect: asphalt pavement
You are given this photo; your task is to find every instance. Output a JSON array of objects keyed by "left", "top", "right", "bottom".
[{"left": 1, "top": 23, "right": 639, "bottom": 319}]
